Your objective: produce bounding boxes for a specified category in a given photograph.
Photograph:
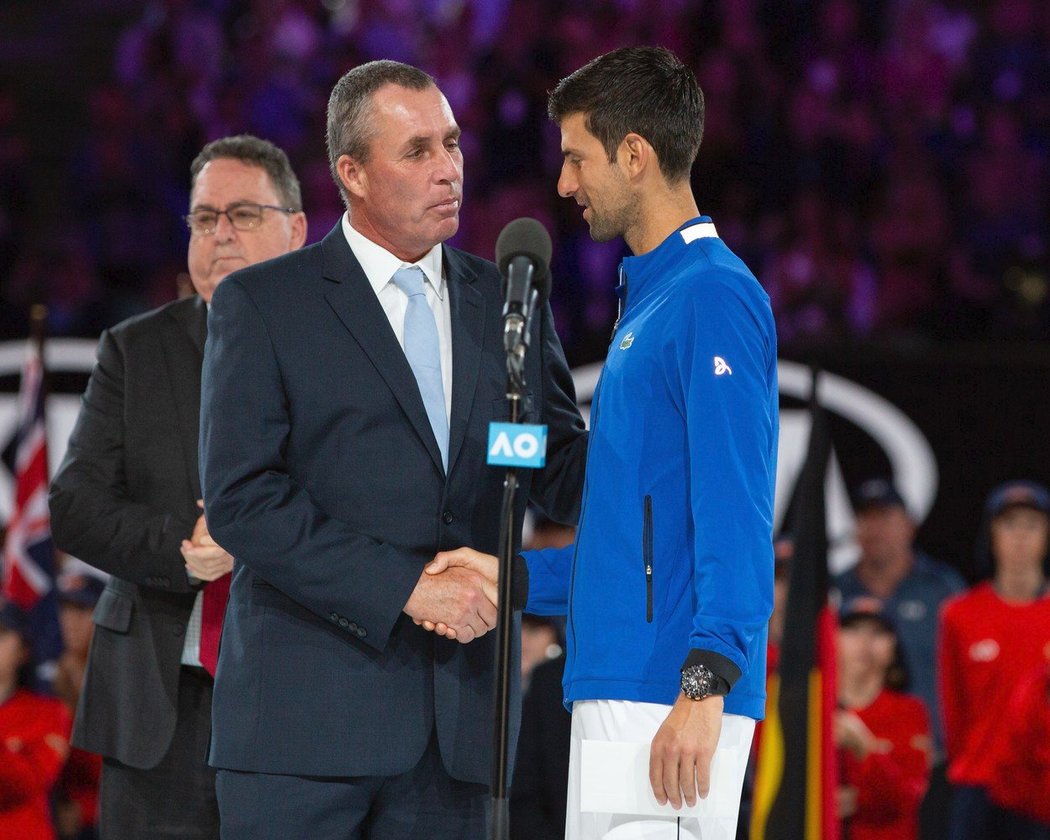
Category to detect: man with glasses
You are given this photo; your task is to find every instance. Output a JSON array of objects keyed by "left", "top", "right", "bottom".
[{"left": 50, "top": 135, "right": 306, "bottom": 840}]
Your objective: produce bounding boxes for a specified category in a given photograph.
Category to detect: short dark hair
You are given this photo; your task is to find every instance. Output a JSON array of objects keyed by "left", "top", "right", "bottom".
[
  {"left": 548, "top": 46, "right": 704, "bottom": 184},
  {"left": 190, "top": 135, "right": 302, "bottom": 210},
  {"left": 326, "top": 60, "right": 436, "bottom": 204}
]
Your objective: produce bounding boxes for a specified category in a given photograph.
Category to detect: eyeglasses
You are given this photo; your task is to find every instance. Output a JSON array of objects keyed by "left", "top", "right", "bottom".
[{"left": 183, "top": 202, "right": 298, "bottom": 236}]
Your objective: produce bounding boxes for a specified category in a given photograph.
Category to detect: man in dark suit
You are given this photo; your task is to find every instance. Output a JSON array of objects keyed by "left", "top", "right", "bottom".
[
  {"left": 199, "top": 60, "right": 586, "bottom": 839},
  {"left": 49, "top": 135, "right": 307, "bottom": 840}
]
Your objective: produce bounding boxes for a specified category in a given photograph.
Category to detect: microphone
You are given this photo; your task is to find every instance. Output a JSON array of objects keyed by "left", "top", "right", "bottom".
[{"left": 496, "top": 218, "right": 552, "bottom": 358}]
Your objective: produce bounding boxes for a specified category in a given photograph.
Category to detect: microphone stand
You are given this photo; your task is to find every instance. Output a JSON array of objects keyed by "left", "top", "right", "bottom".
[{"left": 490, "top": 344, "right": 528, "bottom": 840}]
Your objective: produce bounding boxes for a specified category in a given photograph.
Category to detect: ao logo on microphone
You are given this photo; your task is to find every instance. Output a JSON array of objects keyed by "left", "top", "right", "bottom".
[{"left": 487, "top": 423, "right": 548, "bottom": 468}]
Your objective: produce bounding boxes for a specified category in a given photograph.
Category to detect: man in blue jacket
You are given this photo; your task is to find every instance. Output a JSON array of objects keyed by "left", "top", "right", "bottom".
[{"left": 431, "top": 46, "right": 777, "bottom": 839}]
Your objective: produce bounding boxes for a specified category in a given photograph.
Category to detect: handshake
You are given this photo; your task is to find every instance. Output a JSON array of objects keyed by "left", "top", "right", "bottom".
[{"left": 403, "top": 547, "right": 502, "bottom": 643}]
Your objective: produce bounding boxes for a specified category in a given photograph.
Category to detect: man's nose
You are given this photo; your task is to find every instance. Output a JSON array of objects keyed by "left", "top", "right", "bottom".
[
  {"left": 213, "top": 211, "right": 237, "bottom": 241},
  {"left": 434, "top": 147, "right": 461, "bottom": 184},
  {"left": 557, "top": 164, "right": 576, "bottom": 199}
]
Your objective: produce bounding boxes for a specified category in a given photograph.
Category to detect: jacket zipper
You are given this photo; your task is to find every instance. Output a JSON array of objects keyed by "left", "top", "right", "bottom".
[
  {"left": 612, "top": 265, "right": 628, "bottom": 340},
  {"left": 643, "top": 494, "right": 653, "bottom": 623}
]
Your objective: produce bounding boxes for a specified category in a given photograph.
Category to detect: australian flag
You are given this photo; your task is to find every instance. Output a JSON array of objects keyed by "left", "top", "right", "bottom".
[{"left": 2, "top": 335, "right": 63, "bottom": 681}]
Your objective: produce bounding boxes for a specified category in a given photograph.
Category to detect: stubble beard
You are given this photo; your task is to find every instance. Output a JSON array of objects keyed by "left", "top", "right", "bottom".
[
  {"left": 586, "top": 211, "right": 620, "bottom": 243},
  {"left": 586, "top": 176, "right": 638, "bottom": 245},
  {"left": 586, "top": 198, "right": 634, "bottom": 244}
]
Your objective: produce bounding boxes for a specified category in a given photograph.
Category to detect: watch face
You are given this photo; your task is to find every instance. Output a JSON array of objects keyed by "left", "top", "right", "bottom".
[{"left": 681, "top": 665, "right": 715, "bottom": 700}]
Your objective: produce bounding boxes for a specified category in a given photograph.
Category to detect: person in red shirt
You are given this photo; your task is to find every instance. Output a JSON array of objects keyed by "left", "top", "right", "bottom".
[
  {"left": 987, "top": 662, "right": 1050, "bottom": 826},
  {"left": 836, "top": 597, "right": 931, "bottom": 840},
  {"left": 52, "top": 570, "right": 104, "bottom": 840},
  {"left": 0, "top": 597, "right": 72, "bottom": 840},
  {"left": 939, "top": 480, "right": 1050, "bottom": 840}
]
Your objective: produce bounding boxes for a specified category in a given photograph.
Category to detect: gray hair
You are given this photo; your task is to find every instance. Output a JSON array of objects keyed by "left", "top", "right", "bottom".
[
  {"left": 190, "top": 135, "right": 302, "bottom": 210},
  {"left": 326, "top": 60, "right": 435, "bottom": 205}
]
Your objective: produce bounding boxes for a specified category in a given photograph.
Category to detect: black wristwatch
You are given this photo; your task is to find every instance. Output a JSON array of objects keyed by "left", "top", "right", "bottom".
[{"left": 680, "top": 664, "right": 725, "bottom": 700}]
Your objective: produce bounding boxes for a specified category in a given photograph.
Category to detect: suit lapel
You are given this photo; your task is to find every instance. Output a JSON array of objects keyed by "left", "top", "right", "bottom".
[
  {"left": 445, "top": 248, "right": 485, "bottom": 475},
  {"left": 163, "top": 296, "right": 208, "bottom": 501},
  {"left": 320, "top": 225, "right": 446, "bottom": 475}
]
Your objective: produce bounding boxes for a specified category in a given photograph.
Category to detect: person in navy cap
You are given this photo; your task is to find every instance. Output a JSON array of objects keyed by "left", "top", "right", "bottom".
[
  {"left": 0, "top": 596, "right": 72, "bottom": 839},
  {"left": 52, "top": 570, "right": 106, "bottom": 840},
  {"left": 53, "top": 570, "right": 106, "bottom": 706},
  {"left": 835, "top": 596, "right": 931, "bottom": 840},
  {"left": 833, "top": 476, "right": 965, "bottom": 840},
  {"left": 939, "top": 480, "right": 1050, "bottom": 840},
  {"left": 51, "top": 569, "right": 105, "bottom": 721},
  {"left": 834, "top": 477, "right": 965, "bottom": 742}
]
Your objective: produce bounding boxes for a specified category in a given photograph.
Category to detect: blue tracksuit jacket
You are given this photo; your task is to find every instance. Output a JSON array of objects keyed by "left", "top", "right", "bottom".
[{"left": 524, "top": 217, "right": 778, "bottom": 720}]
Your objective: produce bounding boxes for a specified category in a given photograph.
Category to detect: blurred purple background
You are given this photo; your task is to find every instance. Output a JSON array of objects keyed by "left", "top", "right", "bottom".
[{"left": 1, "top": 0, "right": 1048, "bottom": 366}]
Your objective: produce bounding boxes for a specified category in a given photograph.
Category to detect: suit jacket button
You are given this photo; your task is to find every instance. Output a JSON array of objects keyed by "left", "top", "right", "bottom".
[
  {"left": 442, "top": 510, "right": 454, "bottom": 525},
  {"left": 329, "top": 612, "right": 339, "bottom": 622},
  {"left": 173, "top": 624, "right": 185, "bottom": 637},
  {"left": 357, "top": 627, "right": 367, "bottom": 638},
  {"left": 338, "top": 617, "right": 349, "bottom": 628},
  {"left": 348, "top": 622, "right": 358, "bottom": 632}
]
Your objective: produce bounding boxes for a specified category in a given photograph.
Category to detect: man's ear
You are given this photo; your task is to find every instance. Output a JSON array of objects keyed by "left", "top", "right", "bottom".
[
  {"left": 618, "top": 133, "right": 653, "bottom": 180},
  {"left": 337, "top": 154, "right": 367, "bottom": 200},
  {"left": 288, "top": 212, "right": 308, "bottom": 250}
]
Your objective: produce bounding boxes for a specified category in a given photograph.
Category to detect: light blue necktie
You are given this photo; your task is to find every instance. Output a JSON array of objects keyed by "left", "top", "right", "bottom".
[{"left": 391, "top": 266, "right": 449, "bottom": 470}]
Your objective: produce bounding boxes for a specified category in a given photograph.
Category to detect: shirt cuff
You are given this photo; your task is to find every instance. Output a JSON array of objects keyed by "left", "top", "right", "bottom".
[
  {"left": 512, "top": 554, "right": 530, "bottom": 611},
  {"left": 681, "top": 649, "right": 741, "bottom": 694}
]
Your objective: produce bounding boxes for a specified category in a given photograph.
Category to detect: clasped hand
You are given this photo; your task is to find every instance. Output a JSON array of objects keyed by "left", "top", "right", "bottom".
[
  {"left": 181, "top": 500, "right": 235, "bottom": 582},
  {"left": 404, "top": 547, "right": 499, "bottom": 644}
]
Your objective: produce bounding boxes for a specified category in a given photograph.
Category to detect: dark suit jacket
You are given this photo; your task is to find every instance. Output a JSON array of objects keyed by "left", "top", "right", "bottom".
[
  {"left": 199, "top": 224, "right": 587, "bottom": 783},
  {"left": 49, "top": 296, "right": 208, "bottom": 769}
]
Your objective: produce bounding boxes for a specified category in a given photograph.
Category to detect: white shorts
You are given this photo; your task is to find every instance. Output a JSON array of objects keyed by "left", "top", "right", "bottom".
[{"left": 565, "top": 699, "right": 755, "bottom": 840}]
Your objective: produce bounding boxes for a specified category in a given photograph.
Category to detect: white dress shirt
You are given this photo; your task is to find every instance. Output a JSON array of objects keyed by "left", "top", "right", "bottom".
[
  {"left": 341, "top": 213, "right": 453, "bottom": 423},
  {"left": 182, "top": 305, "right": 208, "bottom": 667},
  {"left": 180, "top": 589, "right": 204, "bottom": 667}
]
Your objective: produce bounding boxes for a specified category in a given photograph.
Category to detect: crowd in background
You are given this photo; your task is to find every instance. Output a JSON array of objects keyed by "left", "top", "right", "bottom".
[
  {"left": 2, "top": 0, "right": 1050, "bottom": 360},
  {"left": 1, "top": 562, "right": 104, "bottom": 839},
  {"left": 2, "top": 0, "right": 1050, "bottom": 837},
  {"left": 508, "top": 480, "right": 1050, "bottom": 840}
]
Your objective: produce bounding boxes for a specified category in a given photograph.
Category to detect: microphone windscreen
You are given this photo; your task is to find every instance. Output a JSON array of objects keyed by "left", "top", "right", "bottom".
[{"left": 496, "top": 217, "right": 553, "bottom": 301}]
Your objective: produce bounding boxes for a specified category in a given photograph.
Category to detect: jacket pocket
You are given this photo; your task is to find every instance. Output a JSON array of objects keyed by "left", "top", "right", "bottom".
[
  {"left": 643, "top": 495, "right": 653, "bottom": 623},
  {"left": 92, "top": 587, "right": 133, "bottom": 633}
]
